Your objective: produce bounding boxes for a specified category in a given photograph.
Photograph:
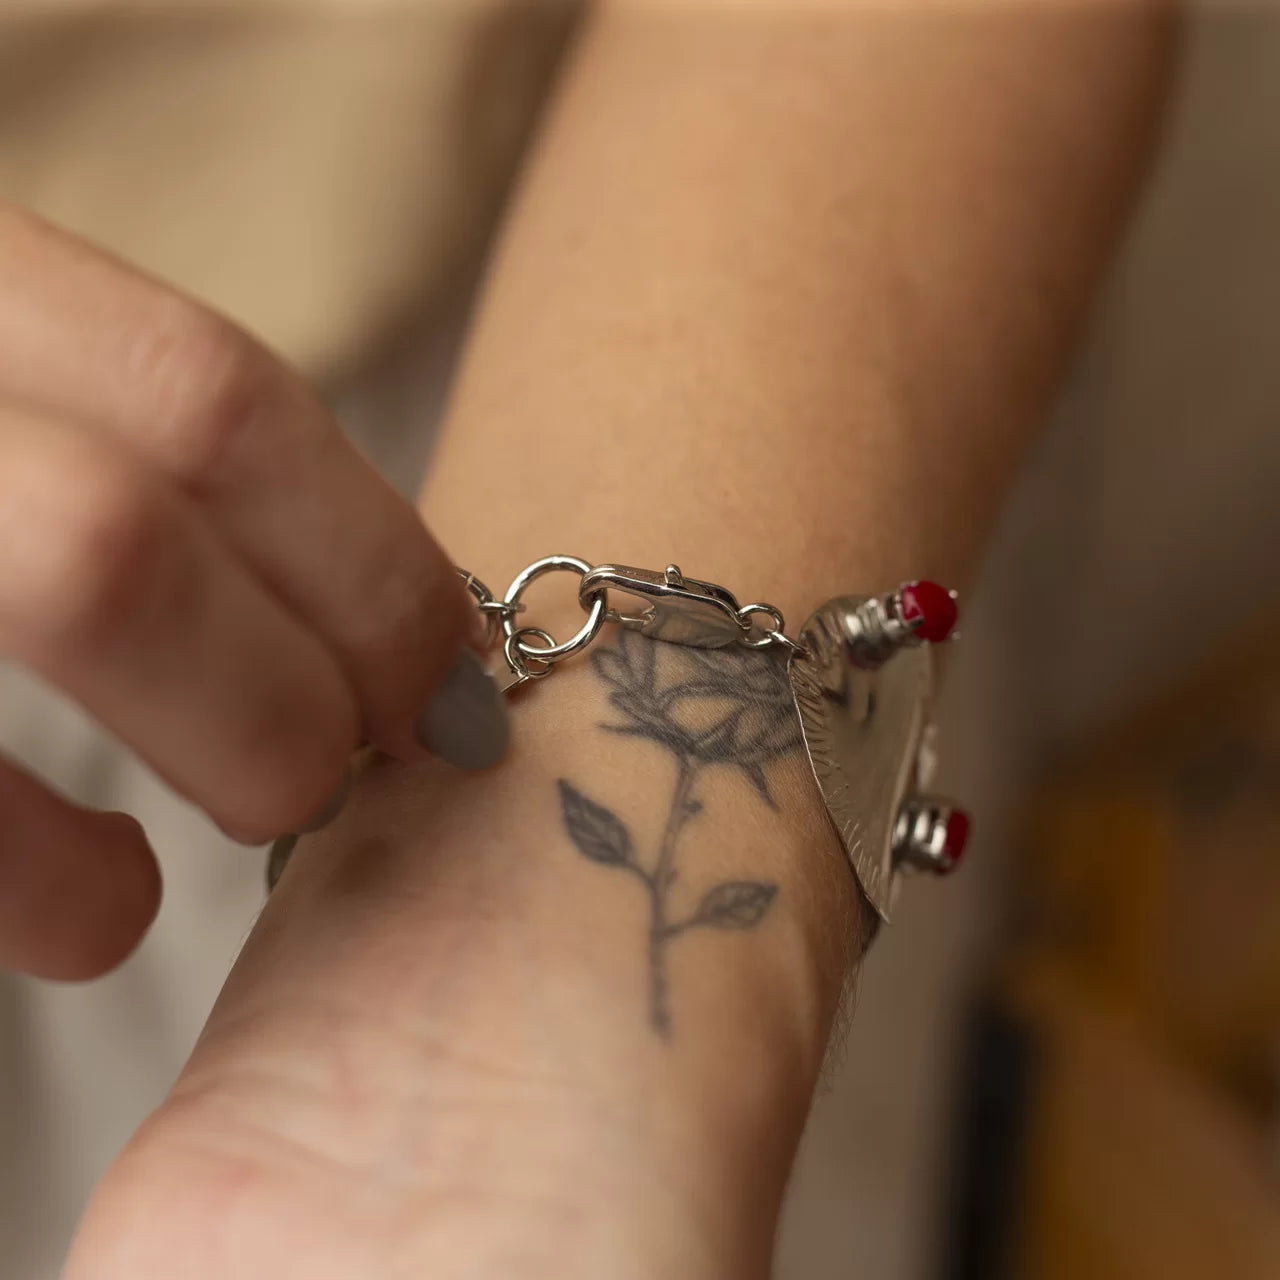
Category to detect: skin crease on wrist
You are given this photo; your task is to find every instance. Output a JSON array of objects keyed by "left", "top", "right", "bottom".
[{"left": 63, "top": 4, "right": 1175, "bottom": 1279}]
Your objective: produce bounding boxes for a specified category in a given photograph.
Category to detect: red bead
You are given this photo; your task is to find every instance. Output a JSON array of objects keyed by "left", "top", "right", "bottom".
[
  {"left": 900, "top": 580, "right": 958, "bottom": 643},
  {"left": 940, "top": 809, "right": 971, "bottom": 870}
]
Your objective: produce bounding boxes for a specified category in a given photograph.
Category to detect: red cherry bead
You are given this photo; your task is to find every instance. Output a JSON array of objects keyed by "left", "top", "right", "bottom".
[
  {"left": 940, "top": 809, "right": 971, "bottom": 871},
  {"left": 899, "top": 580, "right": 958, "bottom": 643}
]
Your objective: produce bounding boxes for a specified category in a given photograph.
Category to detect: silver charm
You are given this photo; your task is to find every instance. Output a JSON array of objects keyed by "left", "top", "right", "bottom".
[{"left": 788, "top": 597, "right": 936, "bottom": 921}]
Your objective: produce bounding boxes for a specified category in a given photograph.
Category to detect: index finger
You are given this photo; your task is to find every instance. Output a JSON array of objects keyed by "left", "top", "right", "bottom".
[{"left": 0, "top": 206, "right": 507, "bottom": 770}]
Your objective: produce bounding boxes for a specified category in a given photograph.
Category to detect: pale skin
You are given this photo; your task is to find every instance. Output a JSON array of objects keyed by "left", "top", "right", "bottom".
[
  {"left": 0, "top": 1, "right": 1175, "bottom": 1275},
  {"left": 0, "top": 215, "right": 486, "bottom": 977}
]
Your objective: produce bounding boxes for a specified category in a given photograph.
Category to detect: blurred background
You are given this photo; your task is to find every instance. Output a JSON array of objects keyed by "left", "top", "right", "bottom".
[{"left": 0, "top": 2, "right": 1278, "bottom": 1277}]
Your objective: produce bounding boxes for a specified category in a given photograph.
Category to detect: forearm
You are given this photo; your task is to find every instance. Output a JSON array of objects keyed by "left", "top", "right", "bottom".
[
  {"left": 406, "top": 0, "right": 1172, "bottom": 1262},
  {"left": 386, "top": 0, "right": 1170, "bottom": 1262},
  {"left": 424, "top": 0, "right": 1173, "bottom": 607}
]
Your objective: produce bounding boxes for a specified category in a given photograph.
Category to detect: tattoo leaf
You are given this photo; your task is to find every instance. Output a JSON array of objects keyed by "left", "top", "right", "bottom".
[
  {"left": 557, "top": 780, "right": 635, "bottom": 868},
  {"left": 690, "top": 880, "right": 778, "bottom": 930},
  {"left": 566, "top": 631, "right": 801, "bottom": 1036}
]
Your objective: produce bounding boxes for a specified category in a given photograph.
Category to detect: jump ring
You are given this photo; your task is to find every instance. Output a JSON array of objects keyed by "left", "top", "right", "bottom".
[
  {"left": 502, "top": 555, "right": 608, "bottom": 663},
  {"left": 457, "top": 568, "right": 503, "bottom": 648},
  {"left": 737, "top": 602, "right": 788, "bottom": 649},
  {"left": 457, "top": 568, "right": 495, "bottom": 606},
  {"left": 765, "top": 629, "right": 809, "bottom": 658},
  {"left": 504, "top": 627, "right": 556, "bottom": 678}
]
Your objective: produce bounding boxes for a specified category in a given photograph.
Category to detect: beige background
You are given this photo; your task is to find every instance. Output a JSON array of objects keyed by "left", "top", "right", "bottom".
[{"left": 1, "top": 5, "right": 1278, "bottom": 1276}]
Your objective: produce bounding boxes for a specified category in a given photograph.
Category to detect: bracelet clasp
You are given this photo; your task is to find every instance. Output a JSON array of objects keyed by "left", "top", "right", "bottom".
[{"left": 579, "top": 563, "right": 747, "bottom": 649}]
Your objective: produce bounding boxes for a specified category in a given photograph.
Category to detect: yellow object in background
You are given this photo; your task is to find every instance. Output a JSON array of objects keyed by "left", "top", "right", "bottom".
[{"left": 942, "top": 612, "right": 1280, "bottom": 1279}]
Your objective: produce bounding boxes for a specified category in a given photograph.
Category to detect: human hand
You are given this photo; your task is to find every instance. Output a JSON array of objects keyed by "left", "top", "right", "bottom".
[{"left": 0, "top": 206, "right": 508, "bottom": 981}]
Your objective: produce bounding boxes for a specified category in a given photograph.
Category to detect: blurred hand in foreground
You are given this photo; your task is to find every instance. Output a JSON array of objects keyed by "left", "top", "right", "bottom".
[{"left": 0, "top": 205, "right": 508, "bottom": 981}]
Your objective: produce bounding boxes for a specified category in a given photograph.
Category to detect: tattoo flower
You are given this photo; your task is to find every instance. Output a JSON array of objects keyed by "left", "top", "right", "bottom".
[
  {"left": 557, "top": 630, "right": 803, "bottom": 1038},
  {"left": 590, "top": 629, "right": 803, "bottom": 806}
]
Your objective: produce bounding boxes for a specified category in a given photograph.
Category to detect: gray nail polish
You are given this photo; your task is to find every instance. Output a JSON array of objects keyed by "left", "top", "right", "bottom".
[
  {"left": 296, "top": 767, "right": 351, "bottom": 834},
  {"left": 416, "top": 648, "right": 510, "bottom": 770}
]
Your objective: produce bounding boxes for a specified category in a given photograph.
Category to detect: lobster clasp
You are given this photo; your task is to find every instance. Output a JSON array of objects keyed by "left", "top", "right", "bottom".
[{"left": 578, "top": 563, "right": 747, "bottom": 648}]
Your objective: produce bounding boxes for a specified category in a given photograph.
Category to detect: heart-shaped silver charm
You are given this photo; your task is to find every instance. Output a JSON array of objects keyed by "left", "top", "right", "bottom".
[{"left": 788, "top": 596, "right": 935, "bottom": 922}]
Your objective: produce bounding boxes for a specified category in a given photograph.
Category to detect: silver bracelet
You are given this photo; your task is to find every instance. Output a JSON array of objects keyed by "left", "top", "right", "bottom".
[{"left": 457, "top": 556, "right": 969, "bottom": 923}]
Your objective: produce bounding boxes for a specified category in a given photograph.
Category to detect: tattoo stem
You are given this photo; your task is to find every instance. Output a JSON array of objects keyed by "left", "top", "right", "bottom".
[
  {"left": 559, "top": 630, "right": 791, "bottom": 1038},
  {"left": 647, "top": 754, "right": 698, "bottom": 1037}
]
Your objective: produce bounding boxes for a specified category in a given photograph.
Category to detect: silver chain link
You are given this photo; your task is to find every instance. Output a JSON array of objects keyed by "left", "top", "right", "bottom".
[{"left": 456, "top": 558, "right": 806, "bottom": 693}]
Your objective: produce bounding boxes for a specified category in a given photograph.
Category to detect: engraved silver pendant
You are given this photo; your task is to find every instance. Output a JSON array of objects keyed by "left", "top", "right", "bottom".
[
  {"left": 787, "top": 591, "right": 957, "bottom": 922},
  {"left": 783, "top": 599, "right": 926, "bottom": 921}
]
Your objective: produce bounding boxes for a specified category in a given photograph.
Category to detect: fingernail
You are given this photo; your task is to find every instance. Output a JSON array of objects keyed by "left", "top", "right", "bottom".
[
  {"left": 416, "top": 648, "right": 510, "bottom": 770},
  {"left": 296, "top": 766, "right": 352, "bottom": 833},
  {"left": 266, "top": 833, "right": 297, "bottom": 892}
]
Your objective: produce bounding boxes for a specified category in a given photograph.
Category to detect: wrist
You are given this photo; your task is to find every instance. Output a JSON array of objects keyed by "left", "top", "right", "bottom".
[
  {"left": 254, "top": 648, "right": 858, "bottom": 1273},
  {"left": 278, "top": 667, "right": 859, "bottom": 1262},
  {"left": 72, "top": 633, "right": 864, "bottom": 1280}
]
